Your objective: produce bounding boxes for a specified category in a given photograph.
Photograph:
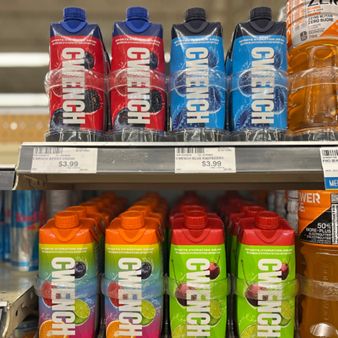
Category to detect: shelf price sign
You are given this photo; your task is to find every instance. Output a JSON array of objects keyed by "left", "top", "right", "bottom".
[
  {"left": 31, "top": 147, "right": 98, "bottom": 173},
  {"left": 320, "top": 147, "right": 338, "bottom": 190},
  {"left": 175, "top": 147, "right": 236, "bottom": 173}
]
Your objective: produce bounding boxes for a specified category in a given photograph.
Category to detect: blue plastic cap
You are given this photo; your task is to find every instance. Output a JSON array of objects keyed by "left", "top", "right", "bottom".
[
  {"left": 63, "top": 7, "right": 86, "bottom": 22},
  {"left": 127, "top": 7, "right": 149, "bottom": 21}
]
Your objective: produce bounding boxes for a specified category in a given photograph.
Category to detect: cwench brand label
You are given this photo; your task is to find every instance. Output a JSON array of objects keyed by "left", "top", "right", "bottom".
[
  {"left": 236, "top": 244, "right": 296, "bottom": 338},
  {"left": 169, "top": 244, "right": 227, "bottom": 338},
  {"left": 104, "top": 244, "right": 163, "bottom": 338}
]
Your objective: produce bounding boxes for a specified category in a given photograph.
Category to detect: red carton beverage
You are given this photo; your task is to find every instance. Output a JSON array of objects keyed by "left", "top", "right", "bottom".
[
  {"left": 48, "top": 7, "right": 109, "bottom": 133},
  {"left": 110, "top": 6, "right": 166, "bottom": 131},
  {"left": 169, "top": 211, "right": 228, "bottom": 338},
  {"left": 236, "top": 212, "right": 296, "bottom": 338}
]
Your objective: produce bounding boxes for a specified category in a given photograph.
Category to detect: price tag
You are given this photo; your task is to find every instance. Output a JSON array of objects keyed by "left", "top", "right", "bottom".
[
  {"left": 31, "top": 147, "right": 98, "bottom": 173},
  {"left": 320, "top": 147, "right": 338, "bottom": 189},
  {"left": 175, "top": 147, "right": 236, "bottom": 173}
]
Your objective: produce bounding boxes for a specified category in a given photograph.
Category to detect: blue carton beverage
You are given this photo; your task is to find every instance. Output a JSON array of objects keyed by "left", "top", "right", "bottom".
[
  {"left": 170, "top": 8, "right": 226, "bottom": 131},
  {"left": 229, "top": 7, "right": 287, "bottom": 140}
]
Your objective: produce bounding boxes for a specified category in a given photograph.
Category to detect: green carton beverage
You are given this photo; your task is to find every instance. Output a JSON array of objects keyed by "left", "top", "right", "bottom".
[
  {"left": 236, "top": 211, "right": 296, "bottom": 338},
  {"left": 169, "top": 210, "right": 228, "bottom": 338}
]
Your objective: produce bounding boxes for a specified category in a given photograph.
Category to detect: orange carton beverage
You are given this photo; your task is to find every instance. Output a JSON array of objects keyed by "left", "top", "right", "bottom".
[
  {"left": 298, "top": 190, "right": 338, "bottom": 337},
  {"left": 103, "top": 211, "right": 163, "bottom": 338},
  {"left": 38, "top": 211, "right": 99, "bottom": 338}
]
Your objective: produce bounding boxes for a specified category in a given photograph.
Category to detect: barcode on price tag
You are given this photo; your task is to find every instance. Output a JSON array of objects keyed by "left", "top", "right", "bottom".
[
  {"left": 175, "top": 147, "right": 236, "bottom": 173},
  {"left": 320, "top": 147, "right": 338, "bottom": 190},
  {"left": 31, "top": 147, "right": 98, "bottom": 173}
]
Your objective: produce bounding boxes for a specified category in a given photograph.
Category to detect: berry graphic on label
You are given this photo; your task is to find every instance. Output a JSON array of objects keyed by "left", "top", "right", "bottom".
[
  {"left": 139, "top": 261, "right": 152, "bottom": 280},
  {"left": 174, "top": 72, "right": 186, "bottom": 96},
  {"left": 74, "top": 299, "right": 90, "bottom": 325},
  {"left": 114, "top": 108, "right": 146, "bottom": 129},
  {"left": 245, "top": 284, "right": 267, "bottom": 307},
  {"left": 274, "top": 86, "right": 287, "bottom": 113},
  {"left": 149, "top": 89, "right": 163, "bottom": 113},
  {"left": 238, "top": 70, "right": 252, "bottom": 96},
  {"left": 172, "top": 109, "right": 205, "bottom": 130},
  {"left": 50, "top": 108, "right": 65, "bottom": 128},
  {"left": 208, "top": 262, "right": 220, "bottom": 280},
  {"left": 208, "top": 86, "right": 222, "bottom": 113},
  {"left": 74, "top": 261, "right": 87, "bottom": 279},
  {"left": 274, "top": 51, "right": 282, "bottom": 69},
  {"left": 208, "top": 50, "right": 218, "bottom": 68},
  {"left": 41, "top": 280, "right": 53, "bottom": 307},
  {"left": 149, "top": 52, "right": 158, "bottom": 70},
  {"left": 84, "top": 51, "right": 95, "bottom": 70},
  {"left": 84, "top": 89, "right": 101, "bottom": 112},
  {"left": 280, "top": 262, "right": 289, "bottom": 280},
  {"left": 175, "top": 283, "right": 195, "bottom": 307}
]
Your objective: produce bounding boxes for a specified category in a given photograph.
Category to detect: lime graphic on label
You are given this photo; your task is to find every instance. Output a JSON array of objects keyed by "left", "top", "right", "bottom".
[
  {"left": 209, "top": 299, "right": 222, "bottom": 325},
  {"left": 74, "top": 299, "right": 90, "bottom": 325},
  {"left": 281, "top": 300, "right": 293, "bottom": 325},
  {"left": 141, "top": 300, "right": 156, "bottom": 326},
  {"left": 241, "top": 324, "right": 257, "bottom": 338}
]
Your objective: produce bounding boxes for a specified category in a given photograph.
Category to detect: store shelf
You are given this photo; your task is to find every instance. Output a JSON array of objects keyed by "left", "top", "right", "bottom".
[
  {"left": 0, "top": 264, "right": 37, "bottom": 338},
  {"left": 0, "top": 165, "right": 15, "bottom": 190},
  {"left": 15, "top": 141, "right": 338, "bottom": 190}
]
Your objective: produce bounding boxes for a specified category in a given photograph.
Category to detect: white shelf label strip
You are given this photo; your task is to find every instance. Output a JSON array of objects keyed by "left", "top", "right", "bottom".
[
  {"left": 320, "top": 147, "right": 338, "bottom": 190},
  {"left": 175, "top": 147, "right": 236, "bottom": 173},
  {"left": 31, "top": 147, "right": 98, "bottom": 173}
]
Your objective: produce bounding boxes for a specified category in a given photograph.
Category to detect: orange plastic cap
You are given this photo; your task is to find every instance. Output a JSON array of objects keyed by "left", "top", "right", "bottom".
[
  {"left": 120, "top": 211, "right": 145, "bottom": 229},
  {"left": 129, "top": 205, "right": 151, "bottom": 216},
  {"left": 55, "top": 211, "right": 79, "bottom": 229},
  {"left": 184, "top": 210, "right": 208, "bottom": 229},
  {"left": 67, "top": 206, "right": 87, "bottom": 218},
  {"left": 81, "top": 203, "right": 99, "bottom": 214},
  {"left": 256, "top": 211, "right": 279, "bottom": 230}
]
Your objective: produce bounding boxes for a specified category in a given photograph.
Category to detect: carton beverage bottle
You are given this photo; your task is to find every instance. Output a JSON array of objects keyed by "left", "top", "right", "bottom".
[
  {"left": 298, "top": 191, "right": 338, "bottom": 337},
  {"left": 110, "top": 6, "right": 166, "bottom": 132},
  {"left": 104, "top": 211, "right": 163, "bottom": 338},
  {"left": 229, "top": 7, "right": 288, "bottom": 141},
  {"left": 170, "top": 8, "right": 226, "bottom": 132},
  {"left": 236, "top": 212, "right": 296, "bottom": 338},
  {"left": 169, "top": 211, "right": 227, "bottom": 338},
  {"left": 287, "top": 1, "right": 338, "bottom": 138},
  {"left": 38, "top": 211, "right": 99, "bottom": 338},
  {"left": 48, "top": 7, "right": 109, "bottom": 137}
]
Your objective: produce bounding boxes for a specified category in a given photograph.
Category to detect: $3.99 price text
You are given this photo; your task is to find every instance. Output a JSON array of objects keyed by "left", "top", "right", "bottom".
[
  {"left": 201, "top": 160, "right": 222, "bottom": 168},
  {"left": 58, "top": 160, "right": 79, "bottom": 169}
]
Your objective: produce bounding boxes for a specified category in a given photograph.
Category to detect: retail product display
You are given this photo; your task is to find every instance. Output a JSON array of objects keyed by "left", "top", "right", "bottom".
[
  {"left": 287, "top": 0, "right": 338, "bottom": 140},
  {"left": 229, "top": 7, "right": 288, "bottom": 141},
  {"left": 169, "top": 8, "right": 227, "bottom": 141}
]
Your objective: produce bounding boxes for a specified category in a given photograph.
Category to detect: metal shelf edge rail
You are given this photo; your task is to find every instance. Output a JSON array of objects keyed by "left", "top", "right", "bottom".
[
  {"left": 0, "top": 165, "right": 15, "bottom": 190},
  {"left": 15, "top": 141, "right": 338, "bottom": 189}
]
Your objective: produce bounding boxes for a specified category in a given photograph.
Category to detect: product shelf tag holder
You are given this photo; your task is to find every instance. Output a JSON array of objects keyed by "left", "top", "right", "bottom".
[
  {"left": 175, "top": 147, "right": 236, "bottom": 173},
  {"left": 320, "top": 147, "right": 338, "bottom": 190},
  {"left": 31, "top": 147, "right": 98, "bottom": 173}
]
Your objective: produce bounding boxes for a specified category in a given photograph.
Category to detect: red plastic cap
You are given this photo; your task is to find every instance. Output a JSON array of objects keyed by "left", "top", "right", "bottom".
[
  {"left": 256, "top": 211, "right": 279, "bottom": 230},
  {"left": 55, "top": 211, "right": 79, "bottom": 229},
  {"left": 245, "top": 206, "right": 265, "bottom": 217},
  {"left": 180, "top": 204, "right": 206, "bottom": 213},
  {"left": 184, "top": 211, "right": 208, "bottom": 229},
  {"left": 120, "top": 211, "right": 145, "bottom": 229}
]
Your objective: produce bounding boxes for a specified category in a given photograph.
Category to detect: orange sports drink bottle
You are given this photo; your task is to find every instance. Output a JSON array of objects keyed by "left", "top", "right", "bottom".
[{"left": 298, "top": 191, "right": 338, "bottom": 337}]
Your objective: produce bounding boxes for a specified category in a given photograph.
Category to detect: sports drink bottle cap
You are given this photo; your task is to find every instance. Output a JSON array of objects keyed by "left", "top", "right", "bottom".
[
  {"left": 184, "top": 210, "right": 208, "bottom": 229},
  {"left": 81, "top": 203, "right": 99, "bottom": 214},
  {"left": 245, "top": 206, "right": 265, "bottom": 217},
  {"left": 127, "top": 7, "right": 149, "bottom": 21},
  {"left": 67, "top": 206, "right": 87, "bottom": 219},
  {"left": 256, "top": 211, "right": 279, "bottom": 230},
  {"left": 55, "top": 211, "right": 79, "bottom": 229},
  {"left": 121, "top": 211, "right": 145, "bottom": 229},
  {"left": 185, "top": 8, "right": 206, "bottom": 22},
  {"left": 63, "top": 7, "right": 86, "bottom": 22},
  {"left": 250, "top": 7, "right": 272, "bottom": 21}
]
